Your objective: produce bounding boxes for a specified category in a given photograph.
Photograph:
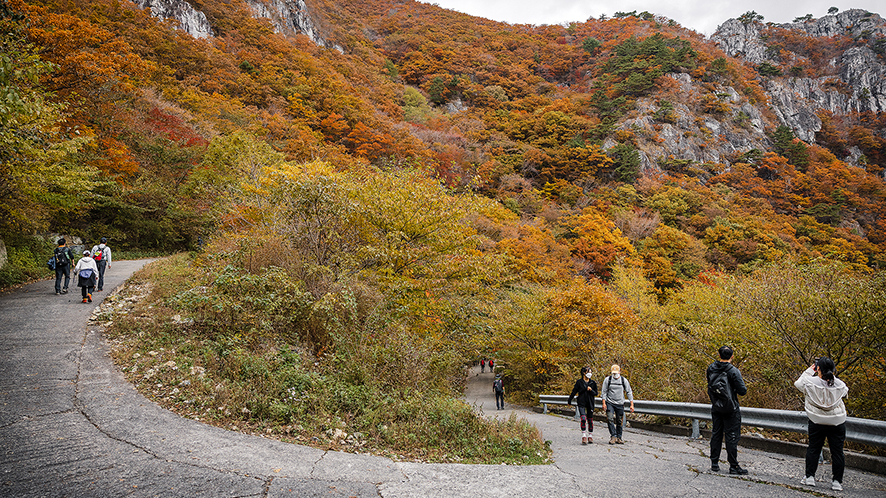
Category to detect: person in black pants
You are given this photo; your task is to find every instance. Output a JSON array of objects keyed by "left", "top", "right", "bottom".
[
  {"left": 795, "top": 357, "right": 849, "bottom": 491},
  {"left": 568, "top": 366, "right": 598, "bottom": 445},
  {"left": 707, "top": 346, "right": 748, "bottom": 475},
  {"left": 53, "top": 238, "right": 74, "bottom": 295}
]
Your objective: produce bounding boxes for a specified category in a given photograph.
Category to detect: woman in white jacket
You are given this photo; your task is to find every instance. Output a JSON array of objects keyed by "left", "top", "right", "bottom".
[
  {"left": 794, "top": 357, "right": 849, "bottom": 491},
  {"left": 72, "top": 250, "right": 99, "bottom": 303}
]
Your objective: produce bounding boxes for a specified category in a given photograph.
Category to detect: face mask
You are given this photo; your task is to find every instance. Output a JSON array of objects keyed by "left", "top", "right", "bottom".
[
  {"left": 585, "top": 372, "right": 592, "bottom": 379},
  {"left": 612, "top": 373, "right": 620, "bottom": 379}
]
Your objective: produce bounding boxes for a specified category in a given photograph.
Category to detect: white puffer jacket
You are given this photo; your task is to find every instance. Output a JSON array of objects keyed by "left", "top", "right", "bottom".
[{"left": 794, "top": 366, "right": 849, "bottom": 426}]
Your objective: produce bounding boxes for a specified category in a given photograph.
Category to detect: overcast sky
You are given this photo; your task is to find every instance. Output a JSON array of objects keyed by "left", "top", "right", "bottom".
[{"left": 421, "top": 1, "right": 883, "bottom": 36}]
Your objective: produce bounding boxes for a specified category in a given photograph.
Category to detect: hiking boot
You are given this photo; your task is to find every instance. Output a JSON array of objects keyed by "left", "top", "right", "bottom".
[
  {"left": 587, "top": 436, "right": 593, "bottom": 444},
  {"left": 831, "top": 480, "right": 842, "bottom": 491},
  {"left": 800, "top": 476, "right": 815, "bottom": 486},
  {"left": 56, "top": 291, "right": 61, "bottom": 295},
  {"left": 609, "top": 436, "right": 617, "bottom": 445},
  {"left": 581, "top": 437, "right": 587, "bottom": 445},
  {"left": 62, "top": 288, "right": 68, "bottom": 294},
  {"left": 87, "top": 293, "right": 92, "bottom": 303},
  {"left": 728, "top": 466, "right": 748, "bottom": 475},
  {"left": 710, "top": 464, "right": 720, "bottom": 472},
  {"left": 616, "top": 438, "right": 624, "bottom": 444},
  {"left": 95, "top": 288, "right": 102, "bottom": 292}
]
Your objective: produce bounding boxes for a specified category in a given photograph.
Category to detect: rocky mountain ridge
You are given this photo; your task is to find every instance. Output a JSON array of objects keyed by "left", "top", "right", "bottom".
[{"left": 712, "top": 9, "right": 886, "bottom": 155}]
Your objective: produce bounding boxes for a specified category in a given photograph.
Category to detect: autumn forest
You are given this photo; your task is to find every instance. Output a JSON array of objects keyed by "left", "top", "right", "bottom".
[{"left": 2, "top": 0, "right": 885, "bottom": 460}]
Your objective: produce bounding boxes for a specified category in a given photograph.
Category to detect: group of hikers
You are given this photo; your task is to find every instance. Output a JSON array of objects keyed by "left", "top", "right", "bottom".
[
  {"left": 566, "top": 346, "right": 850, "bottom": 491},
  {"left": 50, "top": 237, "right": 112, "bottom": 303}
]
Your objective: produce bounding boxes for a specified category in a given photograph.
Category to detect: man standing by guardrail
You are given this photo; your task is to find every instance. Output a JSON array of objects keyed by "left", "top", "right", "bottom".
[
  {"left": 707, "top": 346, "right": 748, "bottom": 475},
  {"left": 601, "top": 364, "right": 634, "bottom": 444}
]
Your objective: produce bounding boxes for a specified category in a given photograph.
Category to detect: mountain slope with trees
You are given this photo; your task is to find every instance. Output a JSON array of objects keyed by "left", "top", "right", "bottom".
[{"left": 2, "top": 0, "right": 884, "bottom": 459}]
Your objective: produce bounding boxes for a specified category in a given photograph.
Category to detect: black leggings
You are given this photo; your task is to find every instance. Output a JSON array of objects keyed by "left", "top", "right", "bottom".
[{"left": 81, "top": 285, "right": 94, "bottom": 299}]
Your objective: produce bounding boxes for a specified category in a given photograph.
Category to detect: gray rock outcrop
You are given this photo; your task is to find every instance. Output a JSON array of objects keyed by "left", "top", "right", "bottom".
[
  {"left": 245, "top": 0, "right": 326, "bottom": 47},
  {"left": 712, "top": 9, "right": 886, "bottom": 153},
  {"left": 131, "top": 0, "right": 212, "bottom": 39}
]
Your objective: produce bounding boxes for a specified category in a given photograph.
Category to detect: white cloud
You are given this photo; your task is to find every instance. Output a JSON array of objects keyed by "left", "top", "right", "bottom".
[{"left": 422, "top": 1, "right": 883, "bottom": 36}]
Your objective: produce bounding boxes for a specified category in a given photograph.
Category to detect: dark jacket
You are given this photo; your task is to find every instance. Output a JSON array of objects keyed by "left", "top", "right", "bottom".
[
  {"left": 568, "top": 378, "right": 598, "bottom": 411},
  {"left": 706, "top": 361, "right": 747, "bottom": 410}
]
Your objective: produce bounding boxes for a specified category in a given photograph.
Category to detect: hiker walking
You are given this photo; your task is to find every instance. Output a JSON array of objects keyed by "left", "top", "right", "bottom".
[
  {"left": 90, "top": 237, "right": 112, "bottom": 292},
  {"left": 488, "top": 358, "right": 494, "bottom": 373},
  {"left": 493, "top": 374, "right": 505, "bottom": 410},
  {"left": 601, "top": 364, "right": 634, "bottom": 444},
  {"left": 568, "top": 366, "right": 598, "bottom": 445},
  {"left": 707, "top": 346, "right": 748, "bottom": 475},
  {"left": 72, "top": 250, "right": 99, "bottom": 303},
  {"left": 480, "top": 358, "right": 486, "bottom": 373},
  {"left": 795, "top": 357, "right": 849, "bottom": 491},
  {"left": 52, "top": 238, "right": 74, "bottom": 295}
]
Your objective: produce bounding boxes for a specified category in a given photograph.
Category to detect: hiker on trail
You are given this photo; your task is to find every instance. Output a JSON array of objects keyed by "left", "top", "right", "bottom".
[
  {"left": 90, "top": 237, "right": 112, "bottom": 292},
  {"left": 707, "top": 346, "right": 748, "bottom": 475},
  {"left": 72, "top": 250, "right": 98, "bottom": 303},
  {"left": 601, "top": 364, "right": 634, "bottom": 444},
  {"left": 795, "top": 357, "right": 849, "bottom": 491},
  {"left": 480, "top": 358, "right": 486, "bottom": 373},
  {"left": 488, "top": 358, "right": 494, "bottom": 373},
  {"left": 493, "top": 374, "right": 505, "bottom": 410},
  {"left": 52, "top": 238, "right": 74, "bottom": 295},
  {"left": 568, "top": 366, "right": 598, "bottom": 445}
]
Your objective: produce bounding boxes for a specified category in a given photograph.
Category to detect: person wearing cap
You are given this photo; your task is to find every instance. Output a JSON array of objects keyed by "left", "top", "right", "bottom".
[
  {"left": 707, "top": 346, "right": 748, "bottom": 475},
  {"left": 72, "top": 250, "right": 99, "bottom": 303},
  {"left": 493, "top": 374, "right": 505, "bottom": 410},
  {"left": 601, "top": 364, "right": 634, "bottom": 444},
  {"left": 90, "top": 237, "right": 112, "bottom": 292}
]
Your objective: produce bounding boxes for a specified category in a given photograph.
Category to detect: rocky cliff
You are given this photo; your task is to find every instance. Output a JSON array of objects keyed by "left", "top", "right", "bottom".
[
  {"left": 131, "top": 0, "right": 212, "bottom": 39},
  {"left": 712, "top": 9, "right": 886, "bottom": 154},
  {"left": 130, "top": 0, "right": 332, "bottom": 49}
]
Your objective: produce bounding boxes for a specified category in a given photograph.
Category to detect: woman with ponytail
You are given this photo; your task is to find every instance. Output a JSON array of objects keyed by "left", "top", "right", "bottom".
[{"left": 794, "top": 357, "right": 849, "bottom": 491}]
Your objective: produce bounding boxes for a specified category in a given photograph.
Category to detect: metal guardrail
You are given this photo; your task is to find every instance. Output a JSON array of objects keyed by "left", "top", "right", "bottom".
[{"left": 537, "top": 395, "right": 886, "bottom": 448}]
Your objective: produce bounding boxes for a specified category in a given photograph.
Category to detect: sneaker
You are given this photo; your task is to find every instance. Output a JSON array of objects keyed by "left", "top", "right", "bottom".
[
  {"left": 800, "top": 476, "right": 815, "bottom": 486},
  {"left": 609, "top": 436, "right": 617, "bottom": 445},
  {"left": 728, "top": 466, "right": 748, "bottom": 475},
  {"left": 56, "top": 291, "right": 61, "bottom": 295},
  {"left": 581, "top": 437, "right": 587, "bottom": 445},
  {"left": 711, "top": 464, "right": 720, "bottom": 472},
  {"left": 96, "top": 288, "right": 102, "bottom": 292},
  {"left": 82, "top": 298, "right": 88, "bottom": 303},
  {"left": 587, "top": 436, "right": 593, "bottom": 444},
  {"left": 616, "top": 438, "right": 624, "bottom": 444},
  {"left": 831, "top": 480, "right": 842, "bottom": 491},
  {"left": 62, "top": 288, "right": 68, "bottom": 294},
  {"left": 87, "top": 293, "right": 92, "bottom": 303}
]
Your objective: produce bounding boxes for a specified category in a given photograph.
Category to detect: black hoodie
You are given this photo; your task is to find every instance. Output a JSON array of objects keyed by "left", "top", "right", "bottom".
[{"left": 706, "top": 361, "right": 747, "bottom": 409}]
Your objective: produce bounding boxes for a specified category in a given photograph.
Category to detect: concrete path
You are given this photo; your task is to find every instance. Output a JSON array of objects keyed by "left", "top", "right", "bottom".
[{"left": 1, "top": 260, "right": 884, "bottom": 497}]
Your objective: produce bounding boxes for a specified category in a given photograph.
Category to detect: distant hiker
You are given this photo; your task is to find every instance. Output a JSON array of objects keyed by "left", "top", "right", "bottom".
[
  {"left": 795, "top": 357, "right": 849, "bottom": 491},
  {"left": 601, "top": 364, "right": 634, "bottom": 444},
  {"left": 707, "top": 346, "right": 748, "bottom": 475},
  {"left": 53, "top": 238, "right": 74, "bottom": 295},
  {"left": 493, "top": 374, "right": 505, "bottom": 410},
  {"left": 488, "top": 358, "right": 494, "bottom": 373},
  {"left": 480, "top": 358, "right": 486, "bottom": 373},
  {"left": 568, "top": 366, "right": 598, "bottom": 445},
  {"left": 90, "top": 237, "right": 112, "bottom": 292},
  {"left": 73, "top": 250, "right": 98, "bottom": 303}
]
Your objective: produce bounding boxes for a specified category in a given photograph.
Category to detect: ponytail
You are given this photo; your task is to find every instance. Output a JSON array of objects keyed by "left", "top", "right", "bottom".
[{"left": 816, "top": 357, "right": 837, "bottom": 387}]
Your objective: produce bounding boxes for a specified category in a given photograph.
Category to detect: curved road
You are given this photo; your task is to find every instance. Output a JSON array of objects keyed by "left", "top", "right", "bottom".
[{"left": 1, "top": 259, "right": 884, "bottom": 497}]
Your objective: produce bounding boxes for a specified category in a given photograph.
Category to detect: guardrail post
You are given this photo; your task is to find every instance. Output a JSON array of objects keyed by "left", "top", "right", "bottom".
[
  {"left": 691, "top": 419, "right": 700, "bottom": 439},
  {"left": 542, "top": 403, "right": 548, "bottom": 414}
]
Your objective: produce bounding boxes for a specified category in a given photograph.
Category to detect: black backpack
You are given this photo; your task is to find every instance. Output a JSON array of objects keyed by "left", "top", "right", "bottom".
[
  {"left": 54, "top": 247, "right": 69, "bottom": 266},
  {"left": 493, "top": 379, "right": 503, "bottom": 394},
  {"left": 708, "top": 366, "right": 736, "bottom": 414}
]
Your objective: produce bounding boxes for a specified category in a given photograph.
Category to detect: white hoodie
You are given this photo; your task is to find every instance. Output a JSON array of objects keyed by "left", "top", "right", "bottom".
[{"left": 794, "top": 366, "right": 849, "bottom": 426}]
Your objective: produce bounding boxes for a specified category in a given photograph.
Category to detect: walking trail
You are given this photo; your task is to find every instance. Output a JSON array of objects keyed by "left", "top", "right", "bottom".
[{"left": 2, "top": 259, "right": 884, "bottom": 497}]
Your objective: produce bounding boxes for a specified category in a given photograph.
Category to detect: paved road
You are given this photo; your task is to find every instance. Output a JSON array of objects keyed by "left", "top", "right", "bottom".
[{"left": 1, "top": 259, "right": 884, "bottom": 497}]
